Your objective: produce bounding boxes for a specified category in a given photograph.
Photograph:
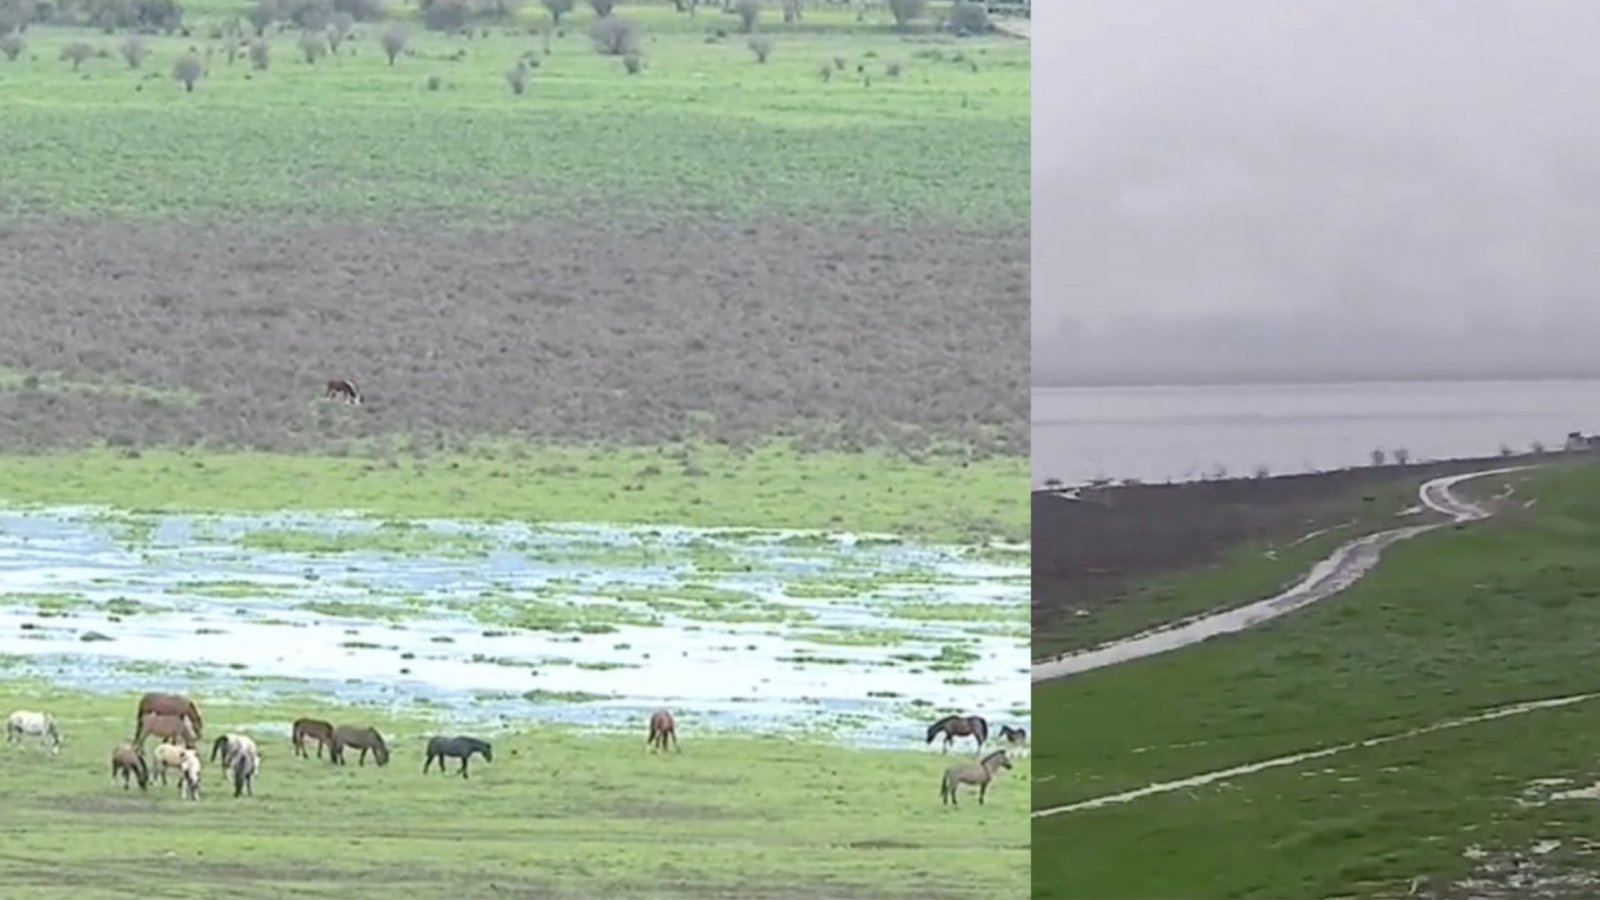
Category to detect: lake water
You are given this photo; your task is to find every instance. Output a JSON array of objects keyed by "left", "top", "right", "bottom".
[{"left": 1032, "top": 379, "right": 1600, "bottom": 487}]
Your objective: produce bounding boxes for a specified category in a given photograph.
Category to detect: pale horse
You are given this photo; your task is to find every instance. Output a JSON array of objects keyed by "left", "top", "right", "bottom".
[
  {"left": 179, "top": 749, "right": 202, "bottom": 801},
  {"left": 6, "top": 710, "right": 62, "bottom": 754},
  {"left": 210, "top": 733, "right": 260, "bottom": 771}
]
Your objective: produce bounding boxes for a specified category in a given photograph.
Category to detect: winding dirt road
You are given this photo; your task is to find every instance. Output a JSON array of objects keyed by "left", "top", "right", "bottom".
[{"left": 1032, "top": 466, "right": 1531, "bottom": 684}]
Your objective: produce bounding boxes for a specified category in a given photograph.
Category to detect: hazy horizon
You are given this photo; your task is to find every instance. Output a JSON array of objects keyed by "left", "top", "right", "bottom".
[{"left": 1036, "top": 1, "right": 1600, "bottom": 386}]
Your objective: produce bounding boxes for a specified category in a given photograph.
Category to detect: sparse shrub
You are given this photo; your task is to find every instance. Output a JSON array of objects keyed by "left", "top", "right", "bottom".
[
  {"left": 425, "top": 72, "right": 442, "bottom": 89},
  {"left": 379, "top": 23, "right": 407, "bottom": 63},
  {"left": 171, "top": 51, "right": 202, "bottom": 90},
  {"left": 331, "top": 0, "right": 383, "bottom": 21},
  {"left": 299, "top": 29, "right": 326, "bottom": 61},
  {"left": 734, "top": 0, "right": 758, "bottom": 32},
  {"left": 0, "top": 34, "right": 22, "bottom": 62},
  {"left": 505, "top": 60, "right": 527, "bottom": 93},
  {"left": 419, "top": 0, "right": 468, "bottom": 30},
  {"left": 945, "top": 0, "right": 987, "bottom": 34},
  {"left": 287, "top": 0, "right": 333, "bottom": 28},
  {"left": 621, "top": 50, "right": 640, "bottom": 73},
  {"left": 589, "top": 13, "right": 637, "bottom": 55},
  {"left": 540, "top": 0, "right": 572, "bottom": 24},
  {"left": 249, "top": 37, "right": 270, "bottom": 68},
  {"left": 1394, "top": 447, "right": 1410, "bottom": 465},
  {"left": 1252, "top": 464, "right": 1270, "bottom": 479},
  {"left": 60, "top": 41, "right": 96, "bottom": 71},
  {"left": 587, "top": 0, "right": 612, "bottom": 15},
  {"left": 816, "top": 60, "right": 831, "bottom": 81},
  {"left": 119, "top": 35, "right": 147, "bottom": 68},
  {"left": 1499, "top": 442, "right": 1514, "bottom": 457},
  {"left": 746, "top": 33, "right": 770, "bottom": 62},
  {"left": 1532, "top": 440, "right": 1547, "bottom": 455},
  {"left": 1369, "top": 448, "right": 1387, "bottom": 466},
  {"left": 781, "top": 0, "right": 800, "bottom": 23},
  {"left": 328, "top": 10, "right": 353, "bottom": 50},
  {"left": 884, "top": 59, "right": 900, "bottom": 77},
  {"left": 247, "top": 0, "right": 278, "bottom": 34},
  {"left": 885, "top": 0, "right": 925, "bottom": 27}
]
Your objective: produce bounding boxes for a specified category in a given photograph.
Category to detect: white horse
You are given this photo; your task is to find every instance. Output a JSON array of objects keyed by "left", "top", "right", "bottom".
[
  {"left": 6, "top": 710, "right": 62, "bottom": 754},
  {"left": 229, "top": 743, "right": 260, "bottom": 798},
  {"left": 210, "top": 733, "right": 258, "bottom": 771},
  {"left": 179, "top": 749, "right": 202, "bottom": 801}
]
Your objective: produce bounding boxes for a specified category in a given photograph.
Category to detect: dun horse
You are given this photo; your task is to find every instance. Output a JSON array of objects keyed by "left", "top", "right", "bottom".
[
  {"left": 926, "top": 714, "right": 989, "bottom": 754},
  {"left": 135, "top": 712, "right": 197, "bottom": 750},
  {"left": 939, "top": 750, "right": 1013, "bottom": 807},
  {"left": 324, "top": 379, "right": 361, "bottom": 405},
  {"left": 646, "top": 709, "right": 679, "bottom": 753},
  {"left": 110, "top": 743, "right": 148, "bottom": 791},
  {"left": 230, "top": 743, "right": 260, "bottom": 797},
  {"left": 134, "top": 693, "right": 203, "bottom": 742},
  {"left": 423, "top": 736, "right": 492, "bottom": 779},
  {"left": 291, "top": 717, "right": 336, "bottom": 759},
  {"left": 6, "top": 710, "right": 62, "bottom": 754},
  {"left": 329, "top": 725, "right": 389, "bottom": 767}
]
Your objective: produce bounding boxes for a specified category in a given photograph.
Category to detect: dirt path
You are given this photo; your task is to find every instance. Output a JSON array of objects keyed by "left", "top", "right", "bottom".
[
  {"left": 1032, "top": 692, "right": 1598, "bottom": 819},
  {"left": 1032, "top": 466, "right": 1532, "bottom": 683}
]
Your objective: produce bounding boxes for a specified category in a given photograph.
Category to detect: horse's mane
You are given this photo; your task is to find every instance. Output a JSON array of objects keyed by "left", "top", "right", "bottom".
[
  {"left": 926, "top": 715, "right": 962, "bottom": 743},
  {"left": 979, "top": 750, "right": 1009, "bottom": 767}
]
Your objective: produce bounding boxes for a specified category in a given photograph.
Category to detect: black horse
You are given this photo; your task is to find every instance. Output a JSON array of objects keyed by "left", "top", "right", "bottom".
[{"left": 423, "top": 735, "right": 493, "bottom": 779}]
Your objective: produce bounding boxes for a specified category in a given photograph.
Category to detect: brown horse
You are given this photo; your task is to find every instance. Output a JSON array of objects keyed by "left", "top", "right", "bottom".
[
  {"left": 329, "top": 725, "right": 389, "bottom": 767},
  {"left": 324, "top": 379, "right": 361, "bottom": 405},
  {"left": 999, "top": 725, "right": 1028, "bottom": 748},
  {"left": 110, "top": 743, "right": 149, "bottom": 791},
  {"left": 136, "top": 712, "right": 197, "bottom": 750},
  {"left": 646, "top": 709, "right": 679, "bottom": 753},
  {"left": 927, "top": 714, "right": 989, "bottom": 754},
  {"left": 135, "top": 693, "right": 203, "bottom": 741},
  {"left": 292, "top": 717, "right": 336, "bottom": 759}
]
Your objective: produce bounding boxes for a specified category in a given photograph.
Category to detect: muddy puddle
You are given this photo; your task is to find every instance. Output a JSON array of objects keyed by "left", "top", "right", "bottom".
[{"left": 0, "top": 506, "right": 1029, "bottom": 749}]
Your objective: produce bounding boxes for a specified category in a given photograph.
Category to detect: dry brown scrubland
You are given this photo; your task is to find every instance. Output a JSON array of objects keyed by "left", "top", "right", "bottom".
[{"left": 0, "top": 216, "right": 1027, "bottom": 456}]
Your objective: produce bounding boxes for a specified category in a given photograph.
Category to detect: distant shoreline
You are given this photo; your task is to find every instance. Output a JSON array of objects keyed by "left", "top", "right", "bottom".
[{"left": 1031, "top": 372, "right": 1600, "bottom": 390}]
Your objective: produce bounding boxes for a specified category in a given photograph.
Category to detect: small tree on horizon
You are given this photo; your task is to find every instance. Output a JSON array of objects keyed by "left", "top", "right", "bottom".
[
  {"left": 0, "top": 34, "right": 23, "bottom": 62},
  {"left": 884, "top": 0, "right": 925, "bottom": 27},
  {"left": 747, "top": 34, "right": 771, "bottom": 62},
  {"left": 588, "top": 0, "right": 613, "bottom": 16},
  {"left": 734, "top": 0, "right": 759, "bottom": 32},
  {"left": 589, "top": 14, "right": 638, "bottom": 55},
  {"left": 60, "top": 41, "right": 96, "bottom": 71},
  {"left": 299, "top": 29, "right": 327, "bottom": 62},
  {"left": 540, "top": 0, "right": 573, "bottom": 24},
  {"left": 380, "top": 23, "right": 408, "bottom": 64},
  {"left": 120, "top": 35, "right": 149, "bottom": 68},
  {"left": 172, "top": 52, "right": 203, "bottom": 91}
]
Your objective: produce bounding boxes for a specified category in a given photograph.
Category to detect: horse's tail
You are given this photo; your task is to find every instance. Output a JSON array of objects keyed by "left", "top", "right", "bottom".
[
  {"left": 939, "top": 771, "right": 951, "bottom": 802},
  {"left": 972, "top": 716, "right": 989, "bottom": 745}
]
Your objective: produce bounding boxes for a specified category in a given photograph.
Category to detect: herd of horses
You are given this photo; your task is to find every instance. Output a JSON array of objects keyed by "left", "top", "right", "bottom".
[{"left": 7, "top": 697, "right": 1027, "bottom": 808}]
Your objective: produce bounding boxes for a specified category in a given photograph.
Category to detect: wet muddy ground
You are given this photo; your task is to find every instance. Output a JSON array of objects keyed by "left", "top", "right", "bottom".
[{"left": 0, "top": 506, "right": 1029, "bottom": 748}]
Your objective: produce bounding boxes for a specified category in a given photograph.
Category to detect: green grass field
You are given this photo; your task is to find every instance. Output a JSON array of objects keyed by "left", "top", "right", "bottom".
[
  {"left": 1033, "top": 462, "right": 1600, "bottom": 898},
  {"left": 0, "top": 683, "right": 1029, "bottom": 898},
  {"left": 0, "top": 442, "right": 1025, "bottom": 541},
  {"left": 0, "top": 5, "right": 1028, "bottom": 223}
]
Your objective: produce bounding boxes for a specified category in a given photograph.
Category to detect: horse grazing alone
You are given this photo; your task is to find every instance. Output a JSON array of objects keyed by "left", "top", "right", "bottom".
[
  {"left": 136, "top": 712, "right": 197, "bottom": 750},
  {"left": 646, "top": 709, "right": 679, "bottom": 754},
  {"left": 110, "top": 743, "right": 149, "bottom": 791},
  {"left": 291, "top": 718, "right": 335, "bottom": 760},
  {"left": 230, "top": 742, "right": 260, "bottom": 798},
  {"left": 329, "top": 725, "right": 389, "bottom": 767},
  {"left": 999, "top": 725, "right": 1028, "bottom": 748},
  {"left": 179, "top": 750, "right": 202, "bottom": 801},
  {"left": 135, "top": 693, "right": 203, "bottom": 742},
  {"left": 325, "top": 379, "right": 361, "bottom": 405},
  {"left": 6, "top": 710, "right": 62, "bottom": 754},
  {"left": 423, "top": 736, "right": 492, "bottom": 779},
  {"left": 926, "top": 714, "right": 989, "bottom": 754},
  {"left": 211, "top": 733, "right": 258, "bottom": 771},
  {"left": 940, "top": 750, "right": 1014, "bottom": 807}
]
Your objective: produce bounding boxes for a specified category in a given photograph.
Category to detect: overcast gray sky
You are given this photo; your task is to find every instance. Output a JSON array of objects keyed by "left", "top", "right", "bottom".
[{"left": 1035, "top": 0, "right": 1600, "bottom": 384}]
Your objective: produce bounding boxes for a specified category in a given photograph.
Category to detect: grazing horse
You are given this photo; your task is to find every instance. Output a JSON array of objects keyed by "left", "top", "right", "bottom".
[
  {"left": 135, "top": 712, "right": 197, "bottom": 750},
  {"left": 324, "top": 379, "right": 361, "bottom": 405},
  {"left": 179, "top": 749, "right": 202, "bottom": 801},
  {"left": 291, "top": 717, "right": 336, "bottom": 759},
  {"left": 110, "top": 743, "right": 149, "bottom": 791},
  {"left": 329, "top": 725, "right": 389, "bottom": 767},
  {"left": 230, "top": 743, "right": 260, "bottom": 798},
  {"left": 999, "top": 725, "right": 1028, "bottom": 748},
  {"left": 423, "top": 736, "right": 492, "bottom": 779},
  {"left": 646, "top": 709, "right": 679, "bottom": 753},
  {"left": 210, "top": 733, "right": 258, "bottom": 771},
  {"left": 6, "top": 710, "right": 62, "bottom": 754},
  {"left": 939, "top": 750, "right": 1014, "bottom": 807},
  {"left": 135, "top": 693, "right": 203, "bottom": 742},
  {"left": 926, "top": 714, "right": 989, "bottom": 754},
  {"left": 153, "top": 743, "right": 193, "bottom": 786}
]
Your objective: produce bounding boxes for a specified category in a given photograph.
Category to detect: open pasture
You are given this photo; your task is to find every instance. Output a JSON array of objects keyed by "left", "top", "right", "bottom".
[
  {"left": 0, "top": 685, "right": 1030, "bottom": 898},
  {"left": 1033, "top": 462, "right": 1600, "bottom": 898}
]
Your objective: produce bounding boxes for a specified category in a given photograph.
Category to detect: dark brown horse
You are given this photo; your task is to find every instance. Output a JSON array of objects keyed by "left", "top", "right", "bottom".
[
  {"left": 110, "top": 742, "right": 149, "bottom": 791},
  {"left": 135, "top": 693, "right": 203, "bottom": 741},
  {"left": 292, "top": 717, "right": 336, "bottom": 759},
  {"left": 324, "top": 379, "right": 361, "bottom": 405},
  {"left": 135, "top": 712, "right": 197, "bottom": 750},
  {"left": 927, "top": 714, "right": 989, "bottom": 754},
  {"left": 647, "top": 709, "right": 679, "bottom": 753},
  {"left": 999, "top": 725, "right": 1028, "bottom": 748},
  {"left": 329, "top": 725, "right": 389, "bottom": 767}
]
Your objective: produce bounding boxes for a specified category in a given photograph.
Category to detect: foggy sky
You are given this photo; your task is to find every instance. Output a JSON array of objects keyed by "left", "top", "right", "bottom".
[{"left": 1035, "top": 1, "right": 1600, "bottom": 384}]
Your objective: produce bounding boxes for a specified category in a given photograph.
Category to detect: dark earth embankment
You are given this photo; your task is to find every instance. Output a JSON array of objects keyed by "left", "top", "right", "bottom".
[
  {"left": 1031, "top": 451, "right": 1562, "bottom": 649},
  {"left": 0, "top": 217, "right": 1027, "bottom": 458}
]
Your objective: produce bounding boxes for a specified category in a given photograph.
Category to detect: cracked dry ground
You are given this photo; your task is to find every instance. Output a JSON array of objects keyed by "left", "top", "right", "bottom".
[{"left": 0, "top": 217, "right": 1027, "bottom": 456}]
